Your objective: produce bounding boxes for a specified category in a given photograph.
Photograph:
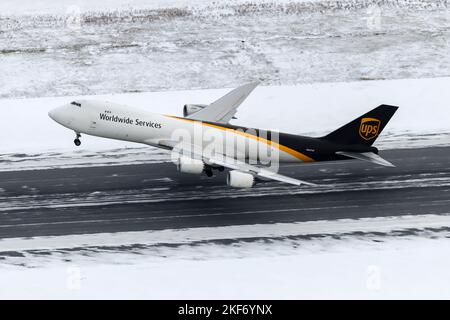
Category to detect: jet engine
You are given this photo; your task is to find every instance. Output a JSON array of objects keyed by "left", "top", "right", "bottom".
[
  {"left": 176, "top": 156, "right": 204, "bottom": 174},
  {"left": 226, "top": 170, "right": 255, "bottom": 188},
  {"left": 183, "top": 104, "right": 207, "bottom": 117}
]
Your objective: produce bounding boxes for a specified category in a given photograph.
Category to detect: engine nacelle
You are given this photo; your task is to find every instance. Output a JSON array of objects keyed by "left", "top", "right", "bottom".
[
  {"left": 226, "top": 170, "right": 255, "bottom": 188},
  {"left": 183, "top": 104, "right": 207, "bottom": 117},
  {"left": 176, "top": 156, "right": 204, "bottom": 174}
]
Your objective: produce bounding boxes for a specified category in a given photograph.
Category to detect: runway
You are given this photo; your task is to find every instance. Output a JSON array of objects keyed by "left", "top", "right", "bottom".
[{"left": 0, "top": 146, "right": 449, "bottom": 239}]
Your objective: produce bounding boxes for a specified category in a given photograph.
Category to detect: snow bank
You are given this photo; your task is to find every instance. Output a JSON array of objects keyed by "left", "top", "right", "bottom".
[
  {"left": 2, "top": 214, "right": 449, "bottom": 252},
  {"left": 2, "top": 0, "right": 436, "bottom": 16}
]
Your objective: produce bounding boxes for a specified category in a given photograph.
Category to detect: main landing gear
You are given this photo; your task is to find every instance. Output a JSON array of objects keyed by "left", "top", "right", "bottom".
[
  {"left": 74, "top": 133, "right": 81, "bottom": 146},
  {"left": 205, "top": 168, "right": 213, "bottom": 177},
  {"left": 204, "top": 165, "right": 225, "bottom": 177}
]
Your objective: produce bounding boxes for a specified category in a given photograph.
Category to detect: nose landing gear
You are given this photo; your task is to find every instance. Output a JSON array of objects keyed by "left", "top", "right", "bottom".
[{"left": 74, "top": 133, "right": 81, "bottom": 146}]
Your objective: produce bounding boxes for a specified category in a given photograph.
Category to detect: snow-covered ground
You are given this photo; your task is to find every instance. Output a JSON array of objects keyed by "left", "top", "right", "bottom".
[
  {"left": 1, "top": 77, "right": 449, "bottom": 171},
  {"left": 1, "top": 0, "right": 449, "bottom": 98},
  {"left": 2, "top": 214, "right": 450, "bottom": 252},
  {"left": 0, "top": 0, "right": 270, "bottom": 15},
  {"left": 1, "top": 214, "right": 450, "bottom": 299},
  {"left": 2, "top": 231, "right": 450, "bottom": 299}
]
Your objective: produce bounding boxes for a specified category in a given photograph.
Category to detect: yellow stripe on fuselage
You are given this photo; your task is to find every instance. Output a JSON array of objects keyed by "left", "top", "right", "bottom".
[{"left": 164, "top": 115, "right": 314, "bottom": 162}]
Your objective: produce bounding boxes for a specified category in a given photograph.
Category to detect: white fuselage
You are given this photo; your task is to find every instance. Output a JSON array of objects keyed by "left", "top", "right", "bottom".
[{"left": 49, "top": 100, "right": 305, "bottom": 164}]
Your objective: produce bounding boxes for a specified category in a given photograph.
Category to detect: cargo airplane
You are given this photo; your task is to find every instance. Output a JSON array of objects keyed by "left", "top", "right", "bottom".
[{"left": 49, "top": 83, "right": 398, "bottom": 188}]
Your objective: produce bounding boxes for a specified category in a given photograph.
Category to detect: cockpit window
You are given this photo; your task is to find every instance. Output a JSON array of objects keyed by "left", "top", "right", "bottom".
[{"left": 71, "top": 101, "right": 81, "bottom": 107}]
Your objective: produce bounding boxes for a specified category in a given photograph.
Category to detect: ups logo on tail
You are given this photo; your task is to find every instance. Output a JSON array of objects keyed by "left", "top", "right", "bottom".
[{"left": 359, "top": 117, "right": 381, "bottom": 140}]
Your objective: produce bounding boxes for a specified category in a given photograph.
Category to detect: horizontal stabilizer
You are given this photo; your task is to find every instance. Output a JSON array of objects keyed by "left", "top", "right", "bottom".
[{"left": 336, "top": 151, "right": 395, "bottom": 167}]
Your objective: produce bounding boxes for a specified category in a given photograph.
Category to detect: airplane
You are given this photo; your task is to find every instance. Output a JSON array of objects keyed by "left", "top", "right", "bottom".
[{"left": 48, "top": 82, "right": 398, "bottom": 188}]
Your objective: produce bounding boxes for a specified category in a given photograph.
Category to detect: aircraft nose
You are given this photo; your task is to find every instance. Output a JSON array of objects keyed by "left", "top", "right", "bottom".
[{"left": 48, "top": 105, "right": 67, "bottom": 125}]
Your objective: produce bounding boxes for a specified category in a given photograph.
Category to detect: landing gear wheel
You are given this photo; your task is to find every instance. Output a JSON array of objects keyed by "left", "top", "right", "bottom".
[
  {"left": 205, "top": 169, "right": 213, "bottom": 177},
  {"left": 218, "top": 166, "right": 225, "bottom": 172},
  {"left": 74, "top": 133, "right": 81, "bottom": 146}
]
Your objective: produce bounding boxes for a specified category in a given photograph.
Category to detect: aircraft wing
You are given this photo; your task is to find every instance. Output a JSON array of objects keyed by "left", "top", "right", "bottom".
[
  {"left": 187, "top": 82, "right": 259, "bottom": 124},
  {"left": 210, "top": 155, "right": 317, "bottom": 187},
  {"left": 161, "top": 141, "right": 316, "bottom": 187},
  {"left": 336, "top": 151, "right": 395, "bottom": 167}
]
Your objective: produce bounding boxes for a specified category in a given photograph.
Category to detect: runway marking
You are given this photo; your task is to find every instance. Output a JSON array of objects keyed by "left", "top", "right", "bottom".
[
  {"left": 0, "top": 205, "right": 365, "bottom": 228},
  {"left": 0, "top": 214, "right": 449, "bottom": 252},
  {"left": 3, "top": 198, "right": 450, "bottom": 229}
]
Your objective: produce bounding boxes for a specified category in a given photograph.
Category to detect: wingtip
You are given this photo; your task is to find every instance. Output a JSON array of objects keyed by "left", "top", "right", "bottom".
[
  {"left": 246, "top": 81, "right": 260, "bottom": 88},
  {"left": 301, "top": 182, "right": 318, "bottom": 187},
  {"left": 386, "top": 163, "right": 396, "bottom": 168}
]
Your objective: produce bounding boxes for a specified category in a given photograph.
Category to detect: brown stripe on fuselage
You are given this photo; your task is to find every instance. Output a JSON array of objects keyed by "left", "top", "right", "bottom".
[{"left": 164, "top": 115, "right": 315, "bottom": 162}]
